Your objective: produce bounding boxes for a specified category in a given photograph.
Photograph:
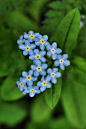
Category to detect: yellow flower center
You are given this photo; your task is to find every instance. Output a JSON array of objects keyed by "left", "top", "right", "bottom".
[
  {"left": 59, "top": 59, "right": 64, "bottom": 63},
  {"left": 36, "top": 55, "right": 40, "bottom": 59},
  {"left": 20, "top": 82, "right": 24, "bottom": 87},
  {"left": 26, "top": 46, "right": 30, "bottom": 51},
  {"left": 27, "top": 76, "right": 31, "bottom": 80},
  {"left": 40, "top": 39, "right": 45, "bottom": 44},
  {"left": 30, "top": 89, "right": 35, "bottom": 92},
  {"left": 20, "top": 40, "right": 22, "bottom": 44},
  {"left": 51, "top": 73, "right": 55, "bottom": 77},
  {"left": 29, "top": 35, "right": 34, "bottom": 39},
  {"left": 42, "top": 81, "right": 47, "bottom": 86},
  {"left": 37, "top": 67, "right": 41, "bottom": 71},
  {"left": 51, "top": 48, "right": 55, "bottom": 53}
]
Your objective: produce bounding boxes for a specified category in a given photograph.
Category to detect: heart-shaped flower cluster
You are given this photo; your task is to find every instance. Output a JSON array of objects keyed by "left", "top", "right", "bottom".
[{"left": 16, "top": 30, "right": 70, "bottom": 97}]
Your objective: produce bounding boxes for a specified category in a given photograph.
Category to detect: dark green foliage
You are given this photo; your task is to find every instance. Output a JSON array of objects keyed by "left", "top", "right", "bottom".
[
  {"left": 0, "top": 0, "right": 86, "bottom": 129},
  {"left": 0, "top": 98, "right": 28, "bottom": 126},
  {"left": 61, "top": 66, "right": 86, "bottom": 128},
  {"left": 41, "top": 0, "right": 86, "bottom": 37},
  {"left": 0, "top": 0, "right": 21, "bottom": 16}
]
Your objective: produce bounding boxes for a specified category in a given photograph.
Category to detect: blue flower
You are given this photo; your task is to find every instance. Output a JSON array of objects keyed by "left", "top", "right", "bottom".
[
  {"left": 47, "top": 68, "right": 61, "bottom": 84},
  {"left": 29, "top": 49, "right": 46, "bottom": 62},
  {"left": 46, "top": 42, "right": 62, "bottom": 60},
  {"left": 22, "top": 70, "right": 37, "bottom": 86},
  {"left": 19, "top": 40, "right": 36, "bottom": 56},
  {"left": 31, "top": 60, "right": 48, "bottom": 76},
  {"left": 24, "top": 30, "right": 40, "bottom": 42},
  {"left": 16, "top": 77, "right": 27, "bottom": 91},
  {"left": 80, "top": 21, "right": 84, "bottom": 29},
  {"left": 35, "top": 35, "right": 49, "bottom": 50},
  {"left": 37, "top": 76, "right": 51, "bottom": 92},
  {"left": 54, "top": 54, "right": 70, "bottom": 70},
  {"left": 17, "top": 35, "right": 25, "bottom": 45},
  {"left": 24, "top": 86, "right": 41, "bottom": 97}
]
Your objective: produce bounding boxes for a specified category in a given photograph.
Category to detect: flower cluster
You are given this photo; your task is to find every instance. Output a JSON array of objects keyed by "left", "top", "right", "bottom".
[{"left": 16, "top": 30, "right": 70, "bottom": 97}]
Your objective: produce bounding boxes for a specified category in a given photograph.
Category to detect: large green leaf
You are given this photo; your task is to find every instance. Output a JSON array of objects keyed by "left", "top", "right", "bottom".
[
  {"left": 1, "top": 76, "right": 26, "bottom": 101},
  {"left": 54, "top": 8, "right": 80, "bottom": 55},
  {"left": 61, "top": 67, "right": 86, "bottom": 128},
  {"left": 31, "top": 94, "right": 51, "bottom": 123},
  {"left": 44, "top": 76, "right": 62, "bottom": 109},
  {"left": 0, "top": 99, "right": 28, "bottom": 126},
  {"left": 71, "top": 56, "right": 86, "bottom": 72}
]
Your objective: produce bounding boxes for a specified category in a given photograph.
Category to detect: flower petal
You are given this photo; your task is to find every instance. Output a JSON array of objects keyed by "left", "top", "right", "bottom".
[
  {"left": 29, "top": 92, "right": 35, "bottom": 97},
  {"left": 60, "top": 63, "right": 65, "bottom": 70},
  {"left": 22, "top": 71, "right": 27, "bottom": 78},
  {"left": 52, "top": 42, "right": 57, "bottom": 48},
  {"left": 52, "top": 77, "right": 57, "bottom": 84},
  {"left": 54, "top": 60, "right": 60, "bottom": 66},
  {"left": 47, "top": 68, "right": 52, "bottom": 74},
  {"left": 55, "top": 72, "right": 61, "bottom": 78},
  {"left": 62, "top": 54, "right": 68, "bottom": 59},
  {"left": 64, "top": 60, "right": 70, "bottom": 66},
  {"left": 52, "top": 54, "right": 57, "bottom": 60}
]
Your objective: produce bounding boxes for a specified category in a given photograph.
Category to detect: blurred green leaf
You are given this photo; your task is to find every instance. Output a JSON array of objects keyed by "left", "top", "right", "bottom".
[
  {"left": 61, "top": 68, "right": 86, "bottom": 128},
  {"left": 0, "top": 99, "right": 28, "bottom": 127},
  {"left": 1, "top": 76, "right": 26, "bottom": 101},
  {"left": 67, "top": 66, "right": 86, "bottom": 85},
  {"left": 6, "top": 11, "right": 39, "bottom": 34},
  {"left": 0, "top": 27, "right": 26, "bottom": 77},
  {"left": 44, "top": 76, "right": 62, "bottom": 109},
  {"left": 28, "top": 0, "right": 50, "bottom": 22},
  {"left": 48, "top": 116, "right": 72, "bottom": 129},
  {"left": 0, "top": 0, "right": 20, "bottom": 16},
  {"left": 31, "top": 94, "right": 51, "bottom": 123},
  {"left": 71, "top": 56, "right": 86, "bottom": 72},
  {"left": 54, "top": 8, "right": 80, "bottom": 54}
]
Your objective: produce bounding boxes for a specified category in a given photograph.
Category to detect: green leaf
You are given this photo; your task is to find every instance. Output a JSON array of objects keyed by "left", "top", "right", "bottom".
[
  {"left": 61, "top": 68, "right": 86, "bottom": 128},
  {"left": 71, "top": 56, "right": 86, "bottom": 72},
  {"left": 67, "top": 66, "right": 86, "bottom": 85},
  {"left": 0, "top": 99, "right": 28, "bottom": 127},
  {"left": 31, "top": 94, "right": 51, "bottom": 123},
  {"left": 1, "top": 76, "right": 26, "bottom": 101},
  {"left": 28, "top": 0, "right": 50, "bottom": 22},
  {"left": 44, "top": 76, "right": 62, "bottom": 109},
  {"left": 54, "top": 8, "right": 80, "bottom": 54},
  {"left": 0, "top": 28, "right": 26, "bottom": 77},
  {"left": 6, "top": 11, "right": 39, "bottom": 34},
  {"left": 48, "top": 116, "right": 72, "bottom": 129},
  {"left": 0, "top": 0, "right": 20, "bottom": 16}
]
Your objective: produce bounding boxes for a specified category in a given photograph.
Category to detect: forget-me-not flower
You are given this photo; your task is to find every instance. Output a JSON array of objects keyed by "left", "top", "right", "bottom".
[
  {"left": 31, "top": 60, "right": 47, "bottom": 76},
  {"left": 35, "top": 35, "right": 49, "bottom": 50},
  {"left": 19, "top": 40, "right": 36, "bottom": 56},
  {"left": 24, "top": 30, "right": 40, "bottom": 42},
  {"left": 17, "top": 35, "right": 25, "bottom": 45},
  {"left": 47, "top": 68, "right": 61, "bottom": 84},
  {"left": 16, "top": 77, "right": 27, "bottom": 91},
  {"left": 29, "top": 49, "right": 46, "bottom": 62},
  {"left": 46, "top": 42, "right": 62, "bottom": 60},
  {"left": 80, "top": 21, "right": 84, "bottom": 29},
  {"left": 24, "top": 86, "right": 41, "bottom": 97},
  {"left": 54, "top": 54, "right": 70, "bottom": 70},
  {"left": 22, "top": 70, "right": 37, "bottom": 86},
  {"left": 37, "top": 76, "right": 51, "bottom": 92}
]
